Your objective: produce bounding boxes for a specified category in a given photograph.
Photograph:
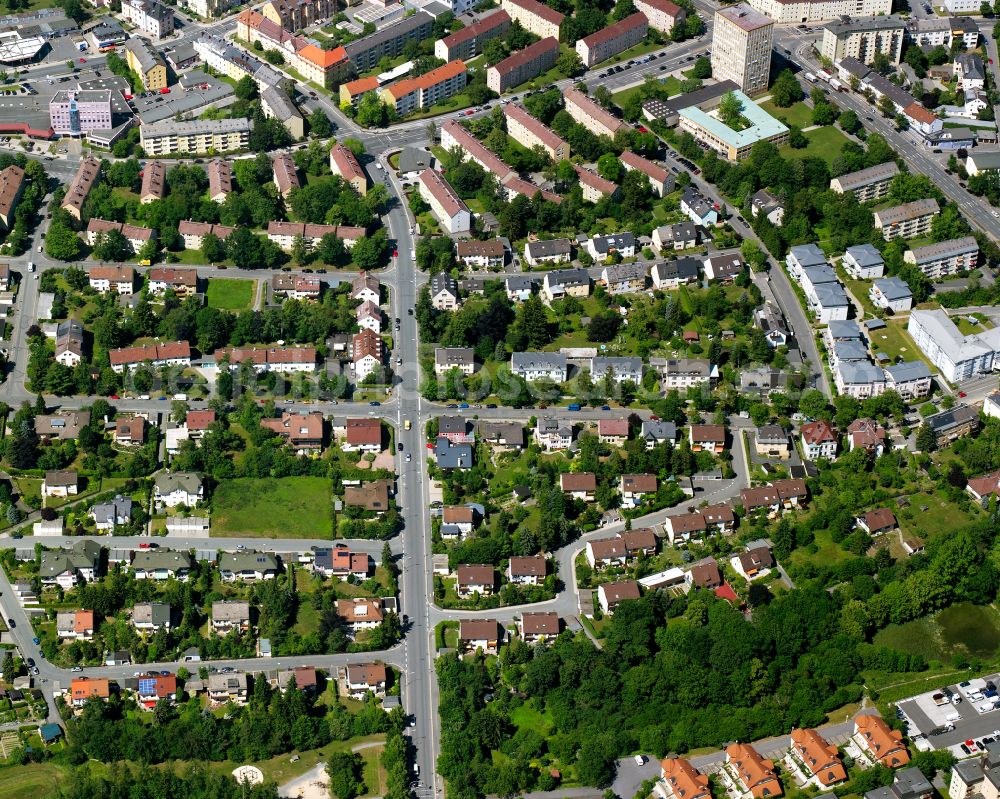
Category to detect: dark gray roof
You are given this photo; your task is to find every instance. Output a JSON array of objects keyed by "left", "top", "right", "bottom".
[
  {"left": 546, "top": 267, "right": 589, "bottom": 288},
  {"left": 885, "top": 360, "right": 930, "bottom": 382},
  {"left": 435, "top": 437, "right": 473, "bottom": 468},
  {"left": 398, "top": 147, "right": 432, "bottom": 173},
  {"left": 845, "top": 243, "right": 883, "bottom": 267},
  {"left": 343, "top": 12, "right": 433, "bottom": 60},
  {"left": 873, "top": 276, "right": 912, "bottom": 301},
  {"left": 828, "top": 319, "right": 863, "bottom": 340},
  {"left": 926, "top": 403, "right": 979, "bottom": 434},
  {"left": 788, "top": 243, "right": 826, "bottom": 266},
  {"left": 526, "top": 238, "right": 572, "bottom": 258},
  {"left": 590, "top": 232, "right": 635, "bottom": 254}
]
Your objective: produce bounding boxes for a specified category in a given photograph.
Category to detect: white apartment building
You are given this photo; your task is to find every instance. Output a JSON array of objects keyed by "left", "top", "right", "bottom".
[
  {"left": 819, "top": 16, "right": 905, "bottom": 65},
  {"left": 749, "top": 0, "right": 891, "bottom": 23},
  {"left": 140, "top": 118, "right": 251, "bottom": 156},
  {"left": 712, "top": 3, "right": 773, "bottom": 96},
  {"left": 418, "top": 169, "right": 471, "bottom": 234},
  {"left": 121, "top": 0, "right": 174, "bottom": 38},
  {"left": 908, "top": 308, "right": 1000, "bottom": 383},
  {"left": 903, "top": 236, "right": 979, "bottom": 279}
]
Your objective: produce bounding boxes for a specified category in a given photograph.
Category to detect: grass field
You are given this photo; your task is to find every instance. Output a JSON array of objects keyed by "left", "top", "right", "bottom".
[
  {"left": 212, "top": 476, "right": 333, "bottom": 538},
  {"left": 782, "top": 125, "right": 850, "bottom": 166},
  {"left": 873, "top": 602, "right": 1000, "bottom": 662},
  {"left": 206, "top": 279, "right": 255, "bottom": 310},
  {"left": 759, "top": 99, "right": 813, "bottom": 128},
  {"left": 867, "top": 319, "right": 935, "bottom": 371},
  {"left": 896, "top": 490, "right": 977, "bottom": 541},
  {"left": 510, "top": 703, "right": 554, "bottom": 735},
  {"left": 612, "top": 76, "right": 682, "bottom": 109},
  {"left": 0, "top": 763, "right": 65, "bottom": 799}
]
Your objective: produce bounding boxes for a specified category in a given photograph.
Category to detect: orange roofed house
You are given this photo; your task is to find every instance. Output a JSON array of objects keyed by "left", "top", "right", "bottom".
[
  {"left": 70, "top": 677, "right": 110, "bottom": 707},
  {"left": 657, "top": 758, "right": 710, "bottom": 799},
  {"left": 724, "top": 743, "right": 782, "bottom": 799},
  {"left": 853, "top": 714, "right": 910, "bottom": 768},
  {"left": 789, "top": 728, "right": 847, "bottom": 787}
]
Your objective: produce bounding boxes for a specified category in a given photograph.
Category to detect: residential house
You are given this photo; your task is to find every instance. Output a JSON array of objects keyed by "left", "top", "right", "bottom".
[
  {"left": 641, "top": 420, "right": 677, "bottom": 448},
  {"left": 520, "top": 611, "right": 560, "bottom": 642},
  {"left": 967, "top": 470, "right": 1000, "bottom": 503},
  {"left": 218, "top": 551, "right": 280, "bottom": 582},
  {"left": 842, "top": 243, "right": 885, "bottom": 279},
  {"left": 689, "top": 424, "right": 726, "bottom": 453},
  {"left": 510, "top": 352, "right": 567, "bottom": 382},
  {"left": 800, "top": 420, "right": 837, "bottom": 460},
  {"left": 352, "top": 328, "right": 384, "bottom": 383},
  {"left": 602, "top": 262, "right": 648, "bottom": 295},
  {"left": 741, "top": 485, "right": 781, "bottom": 516},
  {"left": 857, "top": 507, "right": 897, "bottom": 535},
  {"left": 590, "top": 356, "right": 643, "bottom": 384},
  {"left": 343, "top": 663, "right": 388, "bottom": 698},
  {"left": 869, "top": 276, "right": 913, "bottom": 312},
  {"left": 724, "top": 743, "right": 782, "bottom": 798},
  {"left": 430, "top": 271, "right": 460, "bottom": 310},
  {"left": 337, "top": 598, "right": 385, "bottom": 635},
  {"left": 313, "top": 546, "right": 372, "bottom": 580},
  {"left": 704, "top": 253, "right": 745, "bottom": 283},
  {"left": 476, "top": 420, "right": 525, "bottom": 449},
  {"left": 680, "top": 186, "right": 718, "bottom": 227},
  {"left": 434, "top": 347, "right": 476, "bottom": 377},
  {"left": 459, "top": 619, "right": 505, "bottom": 653},
  {"left": 505, "top": 274, "right": 535, "bottom": 301},
  {"left": 687, "top": 557, "right": 723, "bottom": 590},
  {"left": 154, "top": 472, "right": 203, "bottom": 507},
  {"left": 35, "top": 410, "right": 90, "bottom": 441},
  {"left": 560, "top": 472, "right": 596, "bottom": 501},
  {"left": 132, "top": 549, "right": 194, "bottom": 581},
  {"left": 653, "top": 221, "right": 698, "bottom": 251},
  {"left": 70, "top": 678, "right": 111, "bottom": 707},
  {"left": 597, "top": 580, "right": 641, "bottom": 614},
  {"left": 352, "top": 271, "right": 380, "bottom": 304},
  {"left": 790, "top": 728, "right": 847, "bottom": 787},
  {"left": 507, "top": 555, "right": 546, "bottom": 585},
  {"left": 42, "top": 470, "right": 79, "bottom": 498},
  {"left": 655, "top": 357, "right": 714, "bottom": 389},
  {"left": 658, "top": 759, "right": 710, "bottom": 799},
  {"left": 110, "top": 341, "right": 192, "bottom": 373},
  {"left": 456, "top": 564, "right": 495, "bottom": 597},
  {"left": 924, "top": 404, "right": 980, "bottom": 448},
  {"left": 343, "top": 418, "right": 382, "bottom": 452},
  {"left": 434, "top": 437, "right": 473, "bottom": 469},
  {"left": 541, "top": 268, "right": 590, "bottom": 303},
  {"left": 535, "top": 417, "right": 573, "bottom": 450},
  {"left": 208, "top": 671, "right": 248, "bottom": 705},
  {"left": 524, "top": 238, "right": 572, "bottom": 267},
  {"left": 598, "top": 418, "right": 630, "bottom": 446},
  {"left": 853, "top": 713, "right": 910, "bottom": 768},
  {"left": 755, "top": 425, "right": 789, "bottom": 458},
  {"left": 133, "top": 602, "right": 172, "bottom": 632},
  {"left": 114, "top": 415, "right": 146, "bottom": 446},
  {"left": 147, "top": 267, "right": 198, "bottom": 297},
  {"left": 750, "top": 188, "right": 784, "bottom": 226},
  {"left": 847, "top": 418, "right": 887, "bottom": 455},
  {"left": 343, "top": 480, "right": 392, "bottom": 514},
  {"left": 91, "top": 495, "right": 133, "bottom": 532},
  {"left": 135, "top": 673, "right": 178, "bottom": 709},
  {"left": 88, "top": 265, "right": 135, "bottom": 294},
  {"left": 884, "top": 361, "right": 932, "bottom": 401},
  {"left": 260, "top": 411, "right": 324, "bottom": 453},
  {"left": 57, "top": 610, "right": 95, "bottom": 640},
  {"left": 211, "top": 600, "right": 251, "bottom": 635},
  {"left": 620, "top": 473, "right": 657, "bottom": 507},
  {"left": 456, "top": 239, "right": 505, "bottom": 269}
]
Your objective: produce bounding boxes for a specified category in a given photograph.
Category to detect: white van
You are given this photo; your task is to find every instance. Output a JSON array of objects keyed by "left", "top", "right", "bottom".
[{"left": 946, "top": 712, "right": 963, "bottom": 723}]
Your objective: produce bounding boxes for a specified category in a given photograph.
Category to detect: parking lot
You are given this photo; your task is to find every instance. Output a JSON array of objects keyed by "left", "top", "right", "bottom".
[{"left": 898, "top": 674, "right": 1000, "bottom": 757}]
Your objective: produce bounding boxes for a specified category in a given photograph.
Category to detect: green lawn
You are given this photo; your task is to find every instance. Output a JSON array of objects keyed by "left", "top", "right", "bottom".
[
  {"left": 612, "top": 75, "right": 682, "bottom": 110},
  {"left": 868, "top": 319, "right": 936, "bottom": 373},
  {"left": 206, "top": 278, "right": 255, "bottom": 310},
  {"left": 510, "top": 703, "right": 554, "bottom": 735},
  {"left": 955, "top": 313, "right": 993, "bottom": 336},
  {"left": 896, "top": 489, "right": 977, "bottom": 541},
  {"left": 873, "top": 602, "right": 1000, "bottom": 662},
  {"left": 782, "top": 125, "right": 851, "bottom": 166},
  {"left": 788, "top": 527, "right": 853, "bottom": 570},
  {"left": 759, "top": 99, "right": 813, "bottom": 128},
  {"left": 0, "top": 763, "right": 65, "bottom": 799},
  {"left": 212, "top": 476, "right": 334, "bottom": 538}
]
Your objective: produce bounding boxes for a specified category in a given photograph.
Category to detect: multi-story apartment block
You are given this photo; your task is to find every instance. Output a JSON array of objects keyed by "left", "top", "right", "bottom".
[
  {"left": 903, "top": 236, "right": 979, "bottom": 278},
  {"left": 272, "top": 152, "right": 300, "bottom": 197},
  {"left": 563, "top": 86, "right": 626, "bottom": 137},
  {"left": 343, "top": 12, "right": 433, "bottom": 72},
  {"left": 749, "top": 0, "right": 891, "bottom": 23},
  {"left": 85, "top": 218, "right": 156, "bottom": 252},
  {"left": 266, "top": 221, "right": 364, "bottom": 250},
  {"left": 329, "top": 143, "right": 367, "bottom": 196},
  {"left": 712, "top": 3, "right": 773, "bottom": 96},
  {"left": 380, "top": 59, "right": 467, "bottom": 115},
  {"left": 487, "top": 37, "right": 559, "bottom": 93},
  {"left": 634, "top": 0, "right": 685, "bottom": 32},
  {"left": 109, "top": 342, "right": 192, "bottom": 372},
  {"left": 124, "top": 36, "right": 168, "bottom": 90},
  {"left": 0, "top": 165, "right": 23, "bottom": 230},
  {"left": 140, "top": 160, "right": 166, "bottom": 204},
  {"left": 121, "top": 0, "right": 174, "bottom": 38},
  {"left": 140, "top": 118, "right": 251, "bottom": 155},
  {"left": 181, "top": 0, "right": 242, "bottom": 18},
  {"left": 908, "top": 308, "right": 1000, "bottom": 383},
  {"left": 829, "top": 161, "right": 898, "bottom": 201},
  {"left": 620, "top": 150, "right": 673, "bottom": 196},
  {"left": 820, "top": 15, "right": 905, "bottom": 65},
  {"left": 61, "top": 157, "right": 101, "bottom": 221},
  {"left": 260, "top": 0, "right": 334, "bottom": 29},
  {"left": 49, "top": 90, "right": 112, "bottom": 137},
  {"left": 577, "top": 13, "right": 648, "bottom": 68},
  {"left": 435, "top": 9, "right": 510, "bottom": 61},
  {"left": 500, "top": 0, "right": 563, "bottom": 39},
  {"left": 874, "top": 199, "right": 938, "bottom": 241},
  {"left": 503, "top": 103, "right": 569, "bottom": 160},
  {"left": 418, "top": 168, "right": 471, "bottom": 234},
  {"left": 88, "top": 265, "right": 135, "bottom": 295},
  {"left": 207, "top": 158, "right": 232, "bottom": 202},
  {"left": 178, "top": 220, "right": 235, "bottom": 249},
  {"left": 261, "top": 85, "right": 304, "bottom": 138}
]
